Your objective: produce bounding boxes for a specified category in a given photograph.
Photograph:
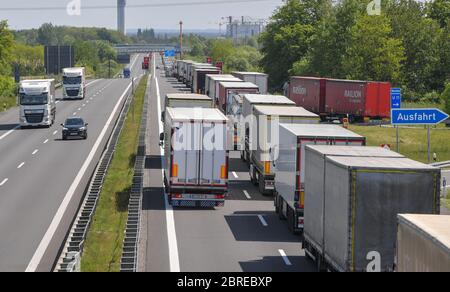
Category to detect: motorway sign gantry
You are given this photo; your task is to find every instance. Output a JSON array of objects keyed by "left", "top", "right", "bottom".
[
  {"left": 391, "top": 88, "right": 402, "bottom": 109},
  {"left": 391, "top": 108, "right": 449, "bottom": 125}
]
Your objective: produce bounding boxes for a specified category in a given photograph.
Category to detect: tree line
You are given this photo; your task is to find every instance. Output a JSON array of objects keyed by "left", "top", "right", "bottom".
[{"left": 259, "top": 0, "right": 450, "bottom": 105}]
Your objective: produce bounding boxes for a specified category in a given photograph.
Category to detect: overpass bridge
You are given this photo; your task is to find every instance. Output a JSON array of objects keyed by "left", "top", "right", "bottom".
[{"left": 114, "top": 44, "right": 190, "bottom": 54}]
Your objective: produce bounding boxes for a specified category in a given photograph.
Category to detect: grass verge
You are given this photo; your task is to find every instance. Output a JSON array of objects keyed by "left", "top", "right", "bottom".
[
  {"left": 81, "top": 75, "right": 148, "bottom": 272},
  {"left": 349, "top": 125, "right": 450, "bottom": 163},
  {"left": 0, "top": 96, "right": 16, "bottom": 112},
  {"left": 443, "top": 189, "right": 450, "bottom": 210}
]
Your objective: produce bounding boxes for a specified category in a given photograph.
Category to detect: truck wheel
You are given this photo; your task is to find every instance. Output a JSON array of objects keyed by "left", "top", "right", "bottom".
[
  {"left": 274, "top": 194, "right": 279, "bottom": 214},
  {"left": 278, "top": 196, "right": 285, "bottom": 220},
  {"left": 250, "top": 167, "right": 258, "bottom": 186},
  {"left": 287, "top": 207, "right": 296, "bottom": 234}
]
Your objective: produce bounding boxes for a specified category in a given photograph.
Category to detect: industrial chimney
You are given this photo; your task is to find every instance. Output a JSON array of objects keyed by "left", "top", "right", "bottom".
[{"left": 117, "top": 0, "right": 126, "bottom": 34}]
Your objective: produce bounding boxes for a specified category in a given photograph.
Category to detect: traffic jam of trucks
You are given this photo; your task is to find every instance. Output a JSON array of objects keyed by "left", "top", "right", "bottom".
[{"left": 163, "top": 58, "right": 449, "bottom": 272}]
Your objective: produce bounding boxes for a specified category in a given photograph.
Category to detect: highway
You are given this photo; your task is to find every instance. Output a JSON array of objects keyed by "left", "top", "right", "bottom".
[
  {"left": 0, "top": 54, "right": 144, "bottom": 272},
  {"left": 138, "top": 54, "right": 315, "bottom": 272}
]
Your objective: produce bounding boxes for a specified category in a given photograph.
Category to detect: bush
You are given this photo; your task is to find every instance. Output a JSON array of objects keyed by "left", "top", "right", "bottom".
[{"left": 0, "top": 76, "right": 16, "bottom": 97}]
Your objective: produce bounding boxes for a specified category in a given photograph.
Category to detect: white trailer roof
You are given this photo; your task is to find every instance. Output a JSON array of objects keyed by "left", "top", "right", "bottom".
[
  {"left": 166, "top": 94, "right": 211, "bottom": 101},
  {"left": 243, "top": 94, "right": 295, "bottom": 105},
  {"left": 254, "top": 105, "right": 319, "bottom": 118},
  {"left": 208, "top": 74, "right": 238, "bottom": 80},
  {"left": 327, "top": 156, "right": 437, "bottom": 170},
  {"left": 281, "top": 124, "right": 364, "bottom": 139},
  {"left": 219, "top": 82, "right": 259, "bottom": 89},
  {"left": 167, "top": 107, "right": 228, "bottom": 122},
  {"left": 398, "top": 214, "right": 450, "bottom": 249},
  {"left": 306, "top": 145, "right": 404, "bottom": 158},
  {"left": 232, "top": 71, "right": 268, "bottom": 76},
  {"left": 20, "top": 79, "right": 55, "bottom": 91}
]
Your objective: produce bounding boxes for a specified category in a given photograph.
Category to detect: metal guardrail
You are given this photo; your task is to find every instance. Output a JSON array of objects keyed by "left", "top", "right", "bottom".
[
  {"left": 54, "top": 78, "right": 141, "bottom": 272},
  {"left": 120, "top": 77, "right": 149, "bottom": 272}
]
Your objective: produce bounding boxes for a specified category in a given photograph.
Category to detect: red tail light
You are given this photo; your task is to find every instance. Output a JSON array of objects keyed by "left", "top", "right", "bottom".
[
  {"left": 215, "top": 194, "right": 225, "bottom": 199},
  {"left": 173, "top": 194, "right": 182, "bottom": 199}
]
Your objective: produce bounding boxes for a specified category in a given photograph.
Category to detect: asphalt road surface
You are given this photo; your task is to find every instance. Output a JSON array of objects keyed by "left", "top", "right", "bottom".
[
  {"left": 138, "top": 54, "right": 315, "bottom": 272},
  {"left": 0, "top": 54, "right": 144, "bottom": 272}
]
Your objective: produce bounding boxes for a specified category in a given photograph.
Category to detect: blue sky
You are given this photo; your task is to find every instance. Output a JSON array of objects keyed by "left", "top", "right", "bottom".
[{"left": 0, "top": 0, "right": 282, "bottom": 30}]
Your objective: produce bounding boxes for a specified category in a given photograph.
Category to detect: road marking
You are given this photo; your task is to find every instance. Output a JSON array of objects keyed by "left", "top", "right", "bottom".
[
  {"left": 43, "top": 139, "right": 49, "bottom": 144},
  {"left": 26, "top": 81, "right": 133, "bottom": 272},
  {"left": 278, "top": 249, "right": 292, "bottom": 266},
  {"left": 17, "top": 162, "right": 25, "bottom": 169},
  {"left": 78, "top": 108, "right": 81, "bottom": 111},
  {"left": 154, "top": 55, "right": 180, "bottom": 273},
  {"left": 232, "top": 171, "right": 238, "bottom": 178},
  {"left": 86, "top": 100, "right": 89, "bottom": 103},
  {"left": 73, "top": 112, "right": 77, "bottom": 116},
  {"left": 53, "top": 130, "right": 58, "bottom": 136},
  {"left": 82, "top": 104, "right": 86, "bottom": 107},
  {"left": 258, "top": 215, "right": 268, "bottom": 227},
  {"left": 0, "top": 125, "right": 20, "bottom": 141},
  {"left": 0, "top": 178, "right": 8, "bottom": 186},
  {"left": 243, "top": 190, "right": 251, "bottom": 199},
  {"left": 32, "top": 149, "right": 38, "bottom": 155},
  {"left": 55, "top": 101, "right": 60, "bottom": 104}
]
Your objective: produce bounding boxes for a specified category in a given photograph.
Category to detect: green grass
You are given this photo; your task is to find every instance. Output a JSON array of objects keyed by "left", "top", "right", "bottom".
[
  {"left": 0, "top": 96, "right": 16, "bottom": 112},
  {"left": 81, "top": 75, "right": 148, "bottom": 272},
  {"left": 442, "top": 189, "right": 450, "bottom": 210},
  {"left": 349, "top": 125, "right": 450, "bottom": 163},
  {"left": 403, "top": 101, "right": 445, "bottom": 111}
]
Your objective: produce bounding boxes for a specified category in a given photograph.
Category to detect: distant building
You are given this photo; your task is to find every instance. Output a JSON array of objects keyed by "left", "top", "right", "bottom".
[
  {"left": 117, "top": 0, "right": 126, "bottom": 34},
  {"left": 226, "top": 17, "right": 265, "bottom": 40}
]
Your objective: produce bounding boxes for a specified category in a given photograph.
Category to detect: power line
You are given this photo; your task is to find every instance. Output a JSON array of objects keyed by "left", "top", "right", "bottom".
[{"left": 0, "top": 0, "right": 280, "bottom": 12}]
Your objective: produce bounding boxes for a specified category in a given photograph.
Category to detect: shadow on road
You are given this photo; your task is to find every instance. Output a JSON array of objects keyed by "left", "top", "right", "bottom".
[
  {"left": 239, "top": 256, "right": 315, "bottom": 272},
  {"left": 0, "top": 124, "right": 19, "bottom": 131},
  {"left": 225, "top": 212, "right": 301, "bottom": 243}
]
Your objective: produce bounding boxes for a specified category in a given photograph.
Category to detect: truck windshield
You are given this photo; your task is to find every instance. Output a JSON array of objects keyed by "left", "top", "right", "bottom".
[
  {"left": 63, "top": 76, "right": 82, "bottom": 85},
  {"left": 20, "top": 93, "right": 48, "bottom": 105}
]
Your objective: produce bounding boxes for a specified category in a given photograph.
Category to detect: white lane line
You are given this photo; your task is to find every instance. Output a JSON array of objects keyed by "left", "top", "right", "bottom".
[
  {"left": 43, "top": 139, "right": 49, "bottom": 144},
  {"left": 53, "top": 130, "right": 58, "bottom": 136},
  {"left": 86, "top": 100, "right": 90, "bottom": 104},
  {"left": 155, "top": 55, "right": 180, "bottom": 273},
  {"left": 232, "top": 171, "right": 238, "bottom": 178},
  {"left": 73, "top": 112, "right": 77, "bottom": 116},
  {"left": 258, "top": 215, "right": 268, "bottom": 227},
  {"left": 0, "top": 178, "right": 8, "bottom": 186},
  {"left": 26, "top": 81, "right": 133, "bottom": 272},
  {"left": 32, "top": 149, "right": 38, "bottom": 155},
  {"left": 78, "top": 108, "right": 81, "bottom": 111},
  {"left": 17, "top": 162, "right": 25, "bottom": 169},
  {"left": 55, "top": 101, "right": 60, "bottom": 104},
  {"left": 243, "top": 190, "right": 251, "bottom": 200},
  {"left": 0, "top": 125, "right": 20, "bottom": 141},
  {"left": 82, "top": 104, "right": 86, "bottom": 107},
  {"left": 278, "top": 249, "right": 292, "bottom": 266}
]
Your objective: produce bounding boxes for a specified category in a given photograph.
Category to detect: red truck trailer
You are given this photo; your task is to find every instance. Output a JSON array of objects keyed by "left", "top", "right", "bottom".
[
  {"left": 142, "top": 56, "right": 150, "bottom": 70},
  {"left": 288, "top": 77, "right": 391, "bottom": 121}
]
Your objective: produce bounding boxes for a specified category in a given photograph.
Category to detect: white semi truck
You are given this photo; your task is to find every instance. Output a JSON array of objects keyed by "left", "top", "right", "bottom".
[
  {"left": 161, "top": 107, "right": 229, "bottom": 208},
  {"left": 18, "top": 79, "right": 56, "bottom": 128},
  {"left": 62, "top": 67, "right": 86, "bottom": 99}
]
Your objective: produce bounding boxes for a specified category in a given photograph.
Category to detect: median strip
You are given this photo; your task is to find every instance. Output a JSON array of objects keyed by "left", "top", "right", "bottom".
[{"left": 79, "top": 75, "right": 148, "bottom": 272}]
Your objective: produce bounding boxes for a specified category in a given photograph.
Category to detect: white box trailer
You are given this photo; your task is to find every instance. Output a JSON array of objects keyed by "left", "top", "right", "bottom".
[
  {"left": 249, "top": 105, "right": 319, "bottom": 195},
  {"left": 274, "top": 124, "right": 366, "bottom": 234},
  {"left": 179, "top": 60, "right": 195, "bottom": 83},
  {"left": 396, "top": 214, "right": 450, "bottom": 272},
  {"left": 240, "top": 94, "right": 296, "bottom": 157},
  {"left": 162, "top": 93, "right": 214, "bottom": 122},
  {"left": 162, "top": 108, "right": 229, "bottom": 208},
  {"left": 232, "top": 72, "right": 269, "bottom": 94},
  {"left": 205, "top": 75, "right": 242, "bottom": 104},
  {"left": 303, "top": 151, "right": 440, "bottom": 272},
  {"left": 217, "top": 82, "right": 260, "bottom": 115}
]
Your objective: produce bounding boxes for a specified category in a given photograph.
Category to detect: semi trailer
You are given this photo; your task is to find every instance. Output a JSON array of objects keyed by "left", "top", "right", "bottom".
[
  {"left": 18, "top": 79, "right": 56, "bottom": 128},
  {"left": 161, "top": 108, "right": 229, "bottom": 208},
  {"left": 231, "top": 72, "right": 269, "bottom": 94},
  {"left": 62, "top": 67, "right": 86, "bottom": 99}
]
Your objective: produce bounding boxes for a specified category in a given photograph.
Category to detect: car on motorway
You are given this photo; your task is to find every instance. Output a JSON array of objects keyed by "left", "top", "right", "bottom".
[{"left": 61, "top": 117, "right": 88, "bottom": 140}]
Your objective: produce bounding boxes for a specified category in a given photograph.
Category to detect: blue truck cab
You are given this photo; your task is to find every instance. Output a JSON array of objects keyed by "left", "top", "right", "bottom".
[{"left": 123, "top": 67, "right": 131, "bottom": 79}]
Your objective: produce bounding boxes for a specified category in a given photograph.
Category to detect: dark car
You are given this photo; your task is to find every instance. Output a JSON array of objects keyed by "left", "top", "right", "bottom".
[{"left": 61, "top": 117, "right": 88, "bottom": 140}]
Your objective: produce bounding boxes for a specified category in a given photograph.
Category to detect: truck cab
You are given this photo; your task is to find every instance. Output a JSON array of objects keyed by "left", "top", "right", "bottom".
[
  {"left": 63, "top": 67, "right": 86, "bottom": 99},
  {"left": 123, "top": 67, "right": 131, "bottom": 79},
  {"left": 18, "top": 79, "right": 56, "bottom": 128}
]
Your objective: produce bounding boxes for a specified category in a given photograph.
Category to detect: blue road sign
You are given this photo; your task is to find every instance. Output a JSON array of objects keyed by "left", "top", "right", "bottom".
[
  {"left": 391, "top": 88, "right": 401, "bottom": 109},
  {"left": 165, "top": 50, "right": 175, "bottom": 57},
  {"left": 391, "top": 108, "right": 449, "bottom": 125}
]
